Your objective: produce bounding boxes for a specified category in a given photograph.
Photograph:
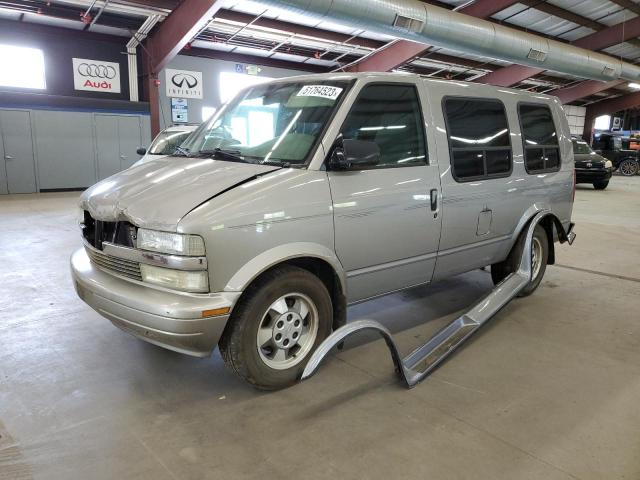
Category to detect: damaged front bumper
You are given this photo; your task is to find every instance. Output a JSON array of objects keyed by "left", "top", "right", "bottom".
[{"left": 70, "top": 248, "right": 241, "bottom": 357}]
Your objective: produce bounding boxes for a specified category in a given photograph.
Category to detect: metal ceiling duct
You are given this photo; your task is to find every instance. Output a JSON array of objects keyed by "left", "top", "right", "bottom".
[{"left": 253, "top": 0, "right": 640, "bottom": 82}]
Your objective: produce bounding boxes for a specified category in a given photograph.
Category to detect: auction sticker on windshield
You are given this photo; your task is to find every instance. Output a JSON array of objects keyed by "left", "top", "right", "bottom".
[{"left": 297, "top": 85, "right": 343, "bottom": 100}]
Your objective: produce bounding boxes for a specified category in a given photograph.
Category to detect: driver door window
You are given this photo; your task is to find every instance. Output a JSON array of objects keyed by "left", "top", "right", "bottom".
[{"left": 339, "top": 84, "right": 427, "bottom": 168}]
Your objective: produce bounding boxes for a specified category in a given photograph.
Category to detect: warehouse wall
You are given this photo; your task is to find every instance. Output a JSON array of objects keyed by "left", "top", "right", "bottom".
[
  {"left": 563, "top": 105, "right": 587, "bottom": 137},
  {"left": 0, "top": 21, "right": 151, "bottom": 193},
  {"left": 0, "top": 19, "right": 133, "bottom": 101},
  {"left": 157, "top": 54, "right": 310, "bottom": 130},
  {"left": 0, "top": 104, "right": 150, "bottom": 193}
]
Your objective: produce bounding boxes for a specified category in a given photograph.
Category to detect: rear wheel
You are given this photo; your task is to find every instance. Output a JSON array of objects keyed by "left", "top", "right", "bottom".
[
  {"left": 219, "top": 265, "right": 332, "bottom": 390},
  {"left": 491, "top": 224, "right": 549, "bottom": 297},
  {"left": 618, "top": 159, "right": 639, "bottom": 176},
  {"left": 593, "top": 180, "right": 609, "bottom": 190}
]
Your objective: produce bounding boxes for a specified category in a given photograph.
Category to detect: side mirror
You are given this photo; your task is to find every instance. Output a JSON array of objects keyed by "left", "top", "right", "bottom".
[
  {"left": 330, "top": 139, "right": 380, "bottom": 170},
  {"left": 136, "top": 147, "right": 147, "bottom": 156},
  {"left": 595, "top": 149, "right": 602, "bottom": 155}
]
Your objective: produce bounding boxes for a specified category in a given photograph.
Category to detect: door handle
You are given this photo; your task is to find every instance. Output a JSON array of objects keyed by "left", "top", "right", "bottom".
[
  {"left": 430, "top": 189, "right": 438, "bottom": 212},
  {"left": 5, "top": 155, "right": 13, "bottom": 160},
  {"left": 120, "top": 155, "right": 127, "bottom": 159}
]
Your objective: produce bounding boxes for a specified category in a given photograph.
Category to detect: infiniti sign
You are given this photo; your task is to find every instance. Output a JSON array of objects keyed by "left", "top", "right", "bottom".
[
  {"left": 171, "top": 73, "right": 198, "bottom": 89},
  {"left": 166, "top": 68, "right": 203, "bottom": 99},
  {"left": 72, "top": 58, "right": 121, "bottom": 93}
]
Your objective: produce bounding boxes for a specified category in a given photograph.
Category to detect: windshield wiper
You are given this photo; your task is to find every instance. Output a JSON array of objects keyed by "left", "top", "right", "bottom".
[
  {"left": 197, "top": 148, "right": 246, "bottom": 162},
  {"left": 261, "top": 159, "right": 291, "bottom": 168},
  {"left": 174, "top": 146, "right": 191, "bottom": 157}
]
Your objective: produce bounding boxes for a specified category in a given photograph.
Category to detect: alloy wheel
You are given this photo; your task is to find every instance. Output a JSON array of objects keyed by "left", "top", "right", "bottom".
[{"left": 256, "top": 293, "right": 319, "bottom": 370}]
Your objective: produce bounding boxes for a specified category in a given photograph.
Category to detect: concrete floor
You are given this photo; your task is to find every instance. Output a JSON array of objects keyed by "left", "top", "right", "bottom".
[{"left": 1, "top": 176, "right": 639, "bottom": 480}]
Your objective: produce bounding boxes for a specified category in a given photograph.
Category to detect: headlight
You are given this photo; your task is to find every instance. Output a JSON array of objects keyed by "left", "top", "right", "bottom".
[
  {"left": 140, "top": 264, "right": 209, "bottom": 293},
  {"left": 137, "top": 228, "right": 205, "bottom": 256},
  {"left": 604, "top": 160, "right": 613, "bottom": 169}
]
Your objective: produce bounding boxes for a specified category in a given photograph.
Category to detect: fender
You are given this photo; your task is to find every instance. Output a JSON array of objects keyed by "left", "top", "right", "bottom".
[
  {"left": 224, "top": 242, "right": 347, "bottom": 296},
  {"left": 510, "top": 205, "right": 574, "bottom": 266}
]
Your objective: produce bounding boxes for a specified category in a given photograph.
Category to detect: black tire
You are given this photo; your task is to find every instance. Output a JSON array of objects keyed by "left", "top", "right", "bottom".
[
  {"left": 618, "top": 158, "right": 639, "bottom": 176},
  {"left": 491, "top": 224, "right": 549, "bottom": 297},
  {"left": 219, "top": 265, "right": 332, "bottom": 390},
  {"left": 593, "top": 180, "right": 609, "bottom": 190}
]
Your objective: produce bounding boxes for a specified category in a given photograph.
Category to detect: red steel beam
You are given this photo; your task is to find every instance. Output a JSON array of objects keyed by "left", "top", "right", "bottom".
[
  {"left": 550, "top": 79, "right": 627, "bottom": 104},
  {"left": 458, "top": 0, "right": 523, "bottom": 18},
  {"left": 476, "top": 15, "right": 640, "bottom": 87},
  {"left": 345, "top": 40, "right": 431, "bottom": 72},
  {"left": 583, "top": 91, "right": 640, "bottom": 140},
  {"left": 146, "top": 0, "right": 224, "bottom": 73},
  {"left": 144, "top": 0, "right": 224, "bottom": 135},
  {"left": 346, "top": 0, "right": 520, "bottom": 72}
]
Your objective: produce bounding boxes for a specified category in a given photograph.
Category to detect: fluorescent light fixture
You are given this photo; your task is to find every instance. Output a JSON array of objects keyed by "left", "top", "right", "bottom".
[{"left": 0, "top": 44, "right": 46, "bottom": 90}]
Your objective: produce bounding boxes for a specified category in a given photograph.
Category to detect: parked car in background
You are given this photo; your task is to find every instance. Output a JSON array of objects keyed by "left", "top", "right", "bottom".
[
  {"left": 591, "top": 132, "right": 639, "bottom": 176},
  {"left": 71, "top": 73, "right": 575, "bottom": 390},
  {"left": 132, "top": 124, "right": 199, "bottom": 167},
  {"left": 572, "top": 137, "right": 612, "bottom": 190}
]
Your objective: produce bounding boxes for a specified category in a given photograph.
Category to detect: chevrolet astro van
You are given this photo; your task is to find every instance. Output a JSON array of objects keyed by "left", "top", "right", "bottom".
[{"left": 71, "top": 73, "right": 575, "bottom": 389}]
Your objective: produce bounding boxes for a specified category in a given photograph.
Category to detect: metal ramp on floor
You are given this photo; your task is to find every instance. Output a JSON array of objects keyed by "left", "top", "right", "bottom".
[{"left": 301, "top": 211, "right": 575, "bottom": 389}]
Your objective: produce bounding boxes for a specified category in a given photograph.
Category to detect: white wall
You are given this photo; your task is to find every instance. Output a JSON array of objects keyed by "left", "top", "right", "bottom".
[
  {"left": 563, "top": 104, "right": 587, "bottom": 137},
  {"left": 158, "top": 55, "right": 312, "bottom": 130}
]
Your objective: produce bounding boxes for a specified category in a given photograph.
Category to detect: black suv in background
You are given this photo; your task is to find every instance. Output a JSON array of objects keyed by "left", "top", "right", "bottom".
[
  {"left": 591, "top": 132, "right": 639, "bottom": 176},
  {"left": 572, "top": 137, "right": 613, "bottom": 190}
]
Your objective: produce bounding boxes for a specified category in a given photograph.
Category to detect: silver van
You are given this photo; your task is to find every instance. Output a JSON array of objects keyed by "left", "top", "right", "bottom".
[{"left": 71, "top": 73, "right": 575, "bottom": 389}]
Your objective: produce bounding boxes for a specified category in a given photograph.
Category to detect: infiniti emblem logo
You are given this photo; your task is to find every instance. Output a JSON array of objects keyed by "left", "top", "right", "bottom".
[
  {"left": 171, "top": 73, "right": 198, "bottom": 89},
  {"left": 77, "top": 63, "right": 117, "bottom": 79}
]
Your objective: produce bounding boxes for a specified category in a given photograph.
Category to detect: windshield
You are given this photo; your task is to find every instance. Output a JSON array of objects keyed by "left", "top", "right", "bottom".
[
  {"left": 572, "top": 139, "right": 593, "bottom": 155},
  {"left": 148, "top": 130, "right": 193, "bottom": 155},
  {"left": 181, "top": 81, "right": 349, "bottom": 166}
]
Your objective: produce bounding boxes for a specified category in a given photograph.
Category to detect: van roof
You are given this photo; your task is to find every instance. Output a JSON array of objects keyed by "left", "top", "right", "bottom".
[{"left": 265, "top": 72, "right": 559, "bottom": 102}]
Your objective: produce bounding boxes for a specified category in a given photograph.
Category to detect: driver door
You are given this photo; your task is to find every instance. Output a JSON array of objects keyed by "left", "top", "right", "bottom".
[{"left": 327, "top": 81, "right": 442, "bottom": 302}]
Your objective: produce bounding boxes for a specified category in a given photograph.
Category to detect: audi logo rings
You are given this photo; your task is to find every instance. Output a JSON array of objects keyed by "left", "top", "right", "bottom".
[{"left": 77, "top": 63, "right": 117, "bottom": 79}]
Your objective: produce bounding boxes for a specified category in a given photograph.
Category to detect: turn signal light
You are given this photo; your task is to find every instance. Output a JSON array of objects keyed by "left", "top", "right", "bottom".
[{"left": 202, "top": 307, "right": 231, "bottom": 318}]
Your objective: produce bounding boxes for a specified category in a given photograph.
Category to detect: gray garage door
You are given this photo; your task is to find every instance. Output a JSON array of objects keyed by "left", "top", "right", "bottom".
[
  {"left": 0, "top": 110, "right": 37, "bottom": 194},
  {"left": 95, "top": 114, "right": 144, "bottom": 180}
]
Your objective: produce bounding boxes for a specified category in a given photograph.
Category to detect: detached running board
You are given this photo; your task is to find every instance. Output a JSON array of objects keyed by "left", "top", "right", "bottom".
[{"left": 302, "top": 211, "right": 561, "bottom": 389}]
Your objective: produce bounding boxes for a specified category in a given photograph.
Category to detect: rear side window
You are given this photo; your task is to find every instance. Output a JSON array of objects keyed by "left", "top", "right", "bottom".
[
  {"left": 443, "top": 98, "right": 512, "bottom": 181},
  {"left": 519, "top": 104, "right": 560, "bottom": 173},
  {"left": 339, "top": 83, "right": 427, "bottom": 168}
]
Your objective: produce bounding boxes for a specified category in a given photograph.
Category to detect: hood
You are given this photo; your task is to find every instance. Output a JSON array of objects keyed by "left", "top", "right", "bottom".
[{"left": 80, "top": 157, "right": 280, "bottom": 231}]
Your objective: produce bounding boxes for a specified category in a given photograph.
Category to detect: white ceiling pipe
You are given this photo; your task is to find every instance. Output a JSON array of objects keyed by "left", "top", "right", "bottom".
[
  {"left": 253, "top": 0, "right": 640, "bottom": 82},
  {"left": 126, "top": 14, "right": 162, "bottom": 102}
]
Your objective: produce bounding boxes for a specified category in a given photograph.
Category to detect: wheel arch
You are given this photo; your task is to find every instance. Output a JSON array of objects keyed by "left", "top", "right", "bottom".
[
  {"left": 511, "top": 206, "right": 570, "bottom": 266},
  {"left": 224, "top": 243, "right": 348, "bottom": 331}
]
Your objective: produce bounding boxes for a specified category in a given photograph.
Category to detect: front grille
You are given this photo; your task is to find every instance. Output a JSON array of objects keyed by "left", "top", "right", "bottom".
[
  {"left": 81, "top": 212, "right": 136, "bottom": 250},
  {"left": 86, "top": 245, "right": 143, "bottom": 281},
  {"left": 81, "top": 211, "right": 141, "bottom": 280}
]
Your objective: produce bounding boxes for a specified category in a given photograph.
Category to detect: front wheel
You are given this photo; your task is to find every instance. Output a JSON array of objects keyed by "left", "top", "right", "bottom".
[
  {"left": 491, "top": 224, "right": 549, "bottom": 297},
  {"left": 618, "top": 159, "right": 639, "bottom": 176},
  {"left": 219, "top": 265, "right": 332, "bottom": 390},
  {"left": 593, "top": 180, "right": 609, "bottom": 190}
]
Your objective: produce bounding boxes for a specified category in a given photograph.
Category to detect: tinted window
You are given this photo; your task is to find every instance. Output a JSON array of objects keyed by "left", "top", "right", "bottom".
[
  {"left": 519, "top": 104, "right": 560, "bottom": 173},
  {"left": 340, "top": 84, "right": 427, "bottom": 168},
  {"left": 572, "top": 139, "right": 592, "bottom": 155},
  {"left": 444, "top": 98, "right": 512, "bottom": 181}
]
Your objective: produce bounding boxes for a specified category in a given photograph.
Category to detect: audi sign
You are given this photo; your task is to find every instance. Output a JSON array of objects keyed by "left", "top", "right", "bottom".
[{"left": 72, "top": 58, "right": 121, "bottom": 93}]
